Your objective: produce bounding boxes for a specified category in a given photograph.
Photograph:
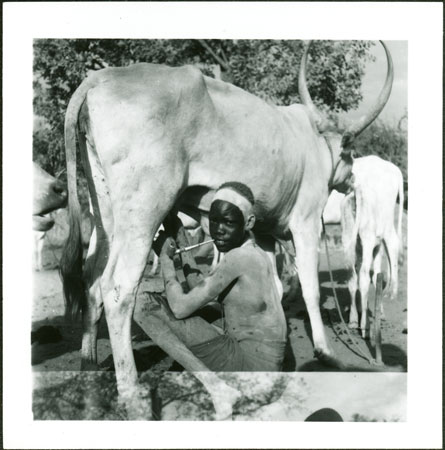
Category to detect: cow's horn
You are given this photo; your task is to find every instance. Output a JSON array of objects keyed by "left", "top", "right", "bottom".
[
  {"left": 343, "top": 40, "right": 394, "bottom": 146},
  {"left": 298, "top": 40, "right": 328, "bottom": 132}
]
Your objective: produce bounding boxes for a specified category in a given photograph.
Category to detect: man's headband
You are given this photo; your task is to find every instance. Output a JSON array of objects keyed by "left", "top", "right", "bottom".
[{"left": 212, "top": 187, "right": 254, "bottom": 222}]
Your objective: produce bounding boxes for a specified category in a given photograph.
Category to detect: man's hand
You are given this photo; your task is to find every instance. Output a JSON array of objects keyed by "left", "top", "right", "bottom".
[{"left": 153, "top": 231, "right": 177, "bottom": 259}]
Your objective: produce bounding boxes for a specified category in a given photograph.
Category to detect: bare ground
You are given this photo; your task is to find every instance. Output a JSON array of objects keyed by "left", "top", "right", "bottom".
[
  {"left": 32, "top": 218, "right": 407, "bottom": 420},
  {"left": 32, "top": 220, "right": 407, "bottom": 373}
]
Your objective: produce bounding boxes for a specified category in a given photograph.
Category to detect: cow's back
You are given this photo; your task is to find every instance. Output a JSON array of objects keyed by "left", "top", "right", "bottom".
[{"left": 81, "top": 63, "right": 320, "bottom": 233}]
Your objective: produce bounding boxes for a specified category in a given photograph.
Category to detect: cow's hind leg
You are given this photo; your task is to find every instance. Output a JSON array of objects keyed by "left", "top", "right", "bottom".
[
  {"left": 386, "top": 229, "right": 400, "bottom": 300},
  {"left": 372, "top": 245, "right": 386, "bottom": 319},
  {"left": 100, "top": 225, "right": 157, "bottom": 419},
  {"left": 340, "top": 193, "right": 359, "bottom": 329},
  {"left": 79, "top": 141, "right": 114, "bottom": 370},
  {"left": 80, "top": 225, "right": 109, "bottom": 419},
  {"left": 81, "top": 225, "right": 106, "bottom": 369},
  {"left": 347, "top": 267, "right": 359, "bottom": 329},
  {"left": 290, "top": 218, "right": 334, "bottom": 360},
  {"left": 98, "top": 184, "right": 174, "bottom": 418},
  {"left": 358, "top": 238, "right": 376, "bottom": 338}
]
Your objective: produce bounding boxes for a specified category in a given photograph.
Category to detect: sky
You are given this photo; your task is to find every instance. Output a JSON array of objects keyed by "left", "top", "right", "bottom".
[{"left": 343, "top": 40, "right": 408, "bottom": 126}]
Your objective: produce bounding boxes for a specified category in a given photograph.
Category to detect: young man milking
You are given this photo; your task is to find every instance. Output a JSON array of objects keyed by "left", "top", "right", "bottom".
[{"left": 152, "top": 181, "right": 287, "bottom": 371}]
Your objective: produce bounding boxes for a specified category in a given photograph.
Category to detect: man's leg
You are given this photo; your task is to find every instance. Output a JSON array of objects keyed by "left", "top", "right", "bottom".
[
  {"left": 135, "top": 292, "right": 223, "bottom": 348},
  {"left": 134, "top": 294, "right": 240, "bottom": 420}
]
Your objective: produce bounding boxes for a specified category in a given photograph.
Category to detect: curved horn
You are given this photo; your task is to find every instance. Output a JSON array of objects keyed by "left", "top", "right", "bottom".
[
  {"left": 344, "top": 40, "right": 394, "bottom": 142},
  {"left": 298, "top": 40, "right": 327, "bottom": 132}
]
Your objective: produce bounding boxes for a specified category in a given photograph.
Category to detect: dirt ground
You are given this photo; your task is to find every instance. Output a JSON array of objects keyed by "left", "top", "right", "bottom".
[{"left": 32, "top": 218, "right": 407, "bottom": 376}]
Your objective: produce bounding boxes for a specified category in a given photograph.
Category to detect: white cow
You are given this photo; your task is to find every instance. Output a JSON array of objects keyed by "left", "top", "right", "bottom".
[
  {"left": 60, "top": 41, "right": 393, "bottom": 418},
  {"left": 33, "top": 163, "right": 67, "bottom": 270},
  {"left": 339, "top": 156, "right": 404, "bottom": 337},
  {"left": 322, "top": 190, "right": 346, "bottom": 225},
  {"left": 33, "top": 162, "right": 67, "bottom": 231}
]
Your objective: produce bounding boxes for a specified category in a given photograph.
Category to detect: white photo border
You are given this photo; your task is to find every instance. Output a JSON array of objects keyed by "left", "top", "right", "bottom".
[{"left": 3, "top": 2, "right": 443, "bottom": 449}]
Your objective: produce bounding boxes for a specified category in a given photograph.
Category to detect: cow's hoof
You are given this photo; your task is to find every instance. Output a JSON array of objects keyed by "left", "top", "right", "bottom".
[
  {"left": 119, "top": 387, "right": 152, "bottom": 420},
  {"left": 80, "top": 359, "right": 101, "bottom": 371},
  {"left": 211, "top": 384, "right": 242, "bottom": 420},
  {"left": 370, "top": 359, "right": 384, "bottom": 367},
  {"left": 313, "top": 344, "right": 335, "bottom": 358},
  {"left": 348, "top": 321, "right": 359, "bottom": 330},
  {"left": 314, "top": 350, "right": 346, "bottom": 370}
]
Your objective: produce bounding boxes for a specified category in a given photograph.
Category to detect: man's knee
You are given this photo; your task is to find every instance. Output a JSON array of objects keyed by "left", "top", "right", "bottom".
[{"left": 135, "top": 292, "right": 172, "bottom": 323}]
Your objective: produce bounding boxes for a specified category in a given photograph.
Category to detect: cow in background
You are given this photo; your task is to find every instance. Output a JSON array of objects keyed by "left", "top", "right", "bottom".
[
  {"left": 341, "top": 155, "right": 404, "bottom": 337},
  {"left": 322, "top": 190, "right": 346, "bottom": 225},
  {"left": 33, "top": 162, "right": 67, "bottom": 232},
  {"left": 33, "top": 162, "right": 67, "bottom": 270}
]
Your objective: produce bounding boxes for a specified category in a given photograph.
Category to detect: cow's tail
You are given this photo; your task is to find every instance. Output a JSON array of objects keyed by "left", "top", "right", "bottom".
[
  {"left": 59, "top": 75, "right": 97, "bottom": 320},
  {"left": 382, "top": 168, "right": 405, "bottom": 299},
  {"left": 381, "top": 238, "right": 393, "bottom": 298},
  {"left": 397, "top": 169, "right": 404, "bottom": 265},
  {"left": 381, "top": 170, "right": 404, "bottom": 298}
]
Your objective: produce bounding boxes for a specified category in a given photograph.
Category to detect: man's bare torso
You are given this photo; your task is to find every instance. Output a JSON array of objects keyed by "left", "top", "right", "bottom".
[{"left": 215, "top": 240, "right": 287, "bottom": 343}]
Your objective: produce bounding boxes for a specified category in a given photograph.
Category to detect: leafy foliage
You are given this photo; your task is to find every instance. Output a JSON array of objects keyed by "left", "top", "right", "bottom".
[{"left": 33, "top": 39, "right": 375, "bottom": 177}]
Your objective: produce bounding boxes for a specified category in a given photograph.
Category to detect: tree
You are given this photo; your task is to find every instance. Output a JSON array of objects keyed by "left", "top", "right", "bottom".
[{"left": 33, "top": 39, "right": 375, "bottom": 178}]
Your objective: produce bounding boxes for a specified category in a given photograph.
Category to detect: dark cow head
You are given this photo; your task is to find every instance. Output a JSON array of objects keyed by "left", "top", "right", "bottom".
[
  {"left": 33, "top": 162, "right": 67, "bottom": 231},
  {"left": 305, "top": 407, "right": 344, "bottom": 422}
]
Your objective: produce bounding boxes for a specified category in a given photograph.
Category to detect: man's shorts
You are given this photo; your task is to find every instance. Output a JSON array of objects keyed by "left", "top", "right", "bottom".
[{"left": 189, "top": 333, "right": 286, "bottom": 372}]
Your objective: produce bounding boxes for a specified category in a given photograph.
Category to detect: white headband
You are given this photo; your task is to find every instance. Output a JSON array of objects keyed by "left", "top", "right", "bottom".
[{"left": 212, "top": 187, "right": 253, "bottom": 222}]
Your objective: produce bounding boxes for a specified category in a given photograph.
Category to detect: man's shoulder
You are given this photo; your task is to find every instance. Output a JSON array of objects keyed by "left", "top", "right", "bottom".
[{"left": 225, "top": 243, "right": 262, "bottom": 261}]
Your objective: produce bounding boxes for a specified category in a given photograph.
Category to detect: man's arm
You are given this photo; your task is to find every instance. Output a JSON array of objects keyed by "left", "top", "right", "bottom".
[
  {"left": 160, "top": 250, "right": 240, "bottom": 319},
  {"left": 175, "top": 227, "right": 205, "bottom": 290},
  {"left": 162, "top": 217, "right": 205, "bottom": 291}
]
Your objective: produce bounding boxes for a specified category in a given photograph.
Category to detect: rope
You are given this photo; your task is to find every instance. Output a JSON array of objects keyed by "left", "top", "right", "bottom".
[
  {"left": 269, "top": 231, "right": 375, "bottom": 365},
  {"left": 321, "top": 218, "right": 376, "bottom": 365}
]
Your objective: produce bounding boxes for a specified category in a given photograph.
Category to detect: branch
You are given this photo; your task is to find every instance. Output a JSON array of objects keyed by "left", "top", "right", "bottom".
[
  {"left": 219, "top": 44, "right": 230, "bottom": 67},
  {"left": 197, "top": 39, "right": 230, "bottom": 72}
]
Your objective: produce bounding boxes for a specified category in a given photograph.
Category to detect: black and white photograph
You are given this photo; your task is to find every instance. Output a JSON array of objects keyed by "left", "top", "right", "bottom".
[{"left": 3, "top": 2, "right": 443, "bottom": 449}]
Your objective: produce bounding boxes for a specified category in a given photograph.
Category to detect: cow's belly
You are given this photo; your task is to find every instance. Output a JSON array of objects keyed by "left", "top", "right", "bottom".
[{"left": 182, "top": 155, "right": 301, "bottom": 235}]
